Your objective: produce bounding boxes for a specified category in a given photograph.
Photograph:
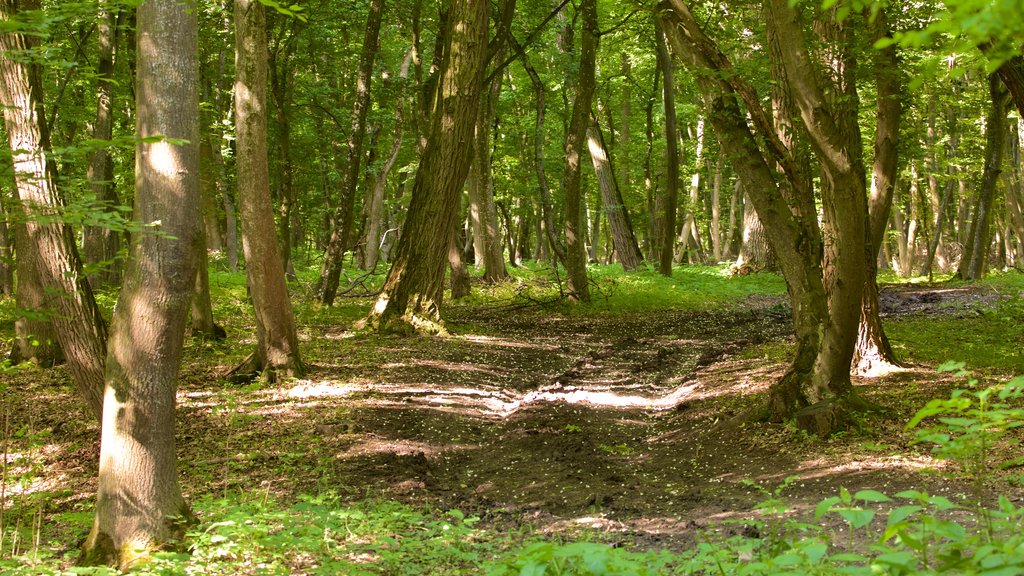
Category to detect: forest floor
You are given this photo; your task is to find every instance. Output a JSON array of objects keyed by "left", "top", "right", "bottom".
[{"left": 4, "top": 270, "right": 1023, "bottom": 569}]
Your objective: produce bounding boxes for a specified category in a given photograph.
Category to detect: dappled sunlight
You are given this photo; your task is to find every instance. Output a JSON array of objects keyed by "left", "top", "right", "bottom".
[
  {"left": 793, "top": 454, "right": 948, "bottom": 479},
  {"left": 335, "top": 437, "right": 477, "bottom": 461},
  {"left": 459, "top": 334, "right": 560, "bottom": 350}
]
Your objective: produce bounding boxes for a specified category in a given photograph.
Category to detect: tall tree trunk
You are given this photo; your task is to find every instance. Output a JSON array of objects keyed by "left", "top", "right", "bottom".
[
  {"left": 83, "top": 1, "right": 122, "bottom": 288},
  {"left": 449, "top": 219, "right": 471, "bottom": 300},
  {"left": 516, "top": 42, "right": 566, "bottom": 265},
  {"left": 922, "top": 97, "right": 962, "bottom": 277},
  {"left": 654, "top": 16, "right": 679, "bottom": 275},
  {"left": 468, "top": 64, "right": 509, "bottom": 282},
  {"left": 233, "top": 0, "right": 303, "bottom": 379},
  {"left": 711, "top": 152, "right": 724, "bottom": 260},
  {"left": 268, "top": 23, "right": 299, "bottom": 279},
  {"left": 677, "top": 118, "right": 706, "bottom": 263},
  {"left": 854, "top": 7, "right": 902, "bottom": 375},
  {"left": 0, "top": 0, "right": 107, "bottom": 418},
  {"left": 79, "top": 0, "right": 201, "bottom": 566},
  {"left": 958, "top": 74, "right": 1011, "bottom": 280},
  {"left": 319, "top": 0, "right": 385, "bottom": 305},
  {"left": 586, "top": 120, "right": 644, "bottom": 270},
  {"left": 766, "top": 0, "right": 868, "bottom": 403},
  {"left": 560, "top": 0, "right": 598, "bottom": 302},
  {"left": 364, "top": 0, "right": 487, "bottom": 333}
]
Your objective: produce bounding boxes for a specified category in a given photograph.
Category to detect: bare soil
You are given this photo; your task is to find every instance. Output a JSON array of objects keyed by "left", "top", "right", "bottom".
[{"left": 3, "top": 283, "right": 1019, "bottom": 554}]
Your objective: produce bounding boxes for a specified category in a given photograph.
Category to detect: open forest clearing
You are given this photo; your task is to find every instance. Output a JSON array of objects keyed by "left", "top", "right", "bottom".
[{"left": 1, "top": 264, "right": 1023, "bottom": 574}]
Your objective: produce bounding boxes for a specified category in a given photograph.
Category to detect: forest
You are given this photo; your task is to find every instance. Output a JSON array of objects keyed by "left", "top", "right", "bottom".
[{"left": 0, "top": 0, "right": 1023, "bottom": 573}]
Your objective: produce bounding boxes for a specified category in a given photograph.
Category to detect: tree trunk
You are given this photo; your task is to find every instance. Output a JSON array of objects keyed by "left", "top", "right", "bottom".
[
  {"left": 854, "top": 8, "right": 902, "bottom": 375},
  {"left": 82, "top": 1, "right": 122, "bottom": 289},
  {"left": 364, "top": 0, "right": 487, "bottom": 333},
  {"left": 468, "top": 64, "right": 509, "bottom": 283},
  {"left": 319, "top": 0, "right": 385, "bottom": 305},
  {"left": 586, "top": 120, "right": 644, "bottom": 271},
  {"left": 79, "top": 0, "right": 201, "bottom": 566},
  {"left": 677, "top": 118, "right": 706, "bottom": 263},
  {"left": 268, "top": 26, "right": 299, "bottom": 279},
  {"left": 449, "top": 219, "right": 471, "bottom": 300},
  {"left": 516, "top": 41, "right": 566, "bottom": 265},
  {"left": 190, "top": 230, "right": 224, "bottom": 340},
  {"left": 654, "top": 16, "right": 679, "bottom": 275},
  {"left": 10, "top": 218, "right": 63, "bottom": 366},
  {"left": 0, "top": 199, "right": 13, "bottom": 296},
  {"left": 0, "top": 0, "right": 107, "bottom": 419},
  {"left": 233, "top": 0, "right": 303, "bottom": 379},
  {"left": 711, "top": 152, "right": 724, "bottom": 260},
  {"left": 560, "top": 0, "right": 598, "bottom": 302},
  {"left": 958, "top": 74, "right": 1010, "bottom": 280},
  {"left": 734, "top": 188, "right": 775, "bottom": 272}
]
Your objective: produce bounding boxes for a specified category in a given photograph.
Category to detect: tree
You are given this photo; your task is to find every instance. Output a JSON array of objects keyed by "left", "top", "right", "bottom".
[
  {"left": 653, "top": 15, "right": 679, "bottom": 275},
  {"left": 586, "top": 119, "right": 644, "bottom": 270},
  {"left": 364, "top": 0, "right": 488, "bottom": 333},
  {"left": 659, "top": 0, "right": 873, "bottom": 432},
  {"left": 233, "top": 0, "right": 303, "bottom": 379},
  {"left": 318, "top": 0, "right": 385, "bottom": 306},
  {"left": 957, "top": 74, "right": 1011, "bottom": 280},
  {"left": 82, "top": 0, "right": 123, "bottom": 288},
  {"left": 79, "top": 0, "right": 201, "bottom": 566},
  {"left": 561, "top": 0, "right": 598, "bottom": 302},
  {"left": 0, "top": 0, "right": 107, "bottom": 418}
]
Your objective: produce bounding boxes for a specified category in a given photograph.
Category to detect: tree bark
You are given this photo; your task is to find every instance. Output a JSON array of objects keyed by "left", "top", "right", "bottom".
[
  {"left": 79, "top": 0, "right": 201, "bottom": 567},
  {"left": 560, "top": 0, "right": 598, "bottom": 302},
  {"left": 233, "top": 0, "right": 303, "bottom": 379},
  {"left": 10, "top": 217, "right": 63, "bottom": 366},
  {"left": 0, "top": 198, "right": 13, "bottom": 296},
  {"left": 0, "top": 0, "right": 107, "bottom": 418},
  {"left": 586, "top": 120, "right": 644, "bottom": 271},
  {"left": 854, "top": 8, "right": 902, "bottom": 375},
  {"left": 364, "top": 0, "right": 487, "bottom": 333},
  {"left": 468, "top": 61, "right": 509, "bottom": 282},
  {"left": 654, "top": 16, "right": 680, "bottom": 275},
  {"left": 319, "top": 0, "right": 385, "bottom": 305},
  {"left": 958, "top": 74, "right": 1011, "bottom": 280},
  {"left": 83, "top": 1, "right": 122, "bottom": 288}
]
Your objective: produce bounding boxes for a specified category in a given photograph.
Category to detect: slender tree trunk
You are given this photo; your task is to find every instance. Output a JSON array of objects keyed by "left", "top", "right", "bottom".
[
  {"left": 560, "top": 0, "right": 598, "bottom": 302},
  {"left": 516, "top": 38, "right": 565, "bottom": 265},
  {"left": 468, "top": 65, "right": 509, "bottom": 282},
  {"left": 711, "top": 153, "right": 724, "bottom": 260},
  {"left": 233, "top": 0, "right": 303, "bottom": 379},
  {"left": 0, "top": 0, "right": 107, "bottom": 418},
  {"left": 79, "top": 0, "right": 201, "bottom": 566},
  {"left": 677, "top": 118, "right": 706, "bottom": 263},
  {"left": 958, "top": 74, "right": 1011, "bottom": 280},
  {"left": 319, "top": 0, "right": 385, "bottom": 305},
  {"left": 449, "top": 219, "right": 471, "bottom": 300},
  {"left": 654, "top": 16, "right": 679, "bottom": 275},
  {"left": 364, "top": 0, "right": 487, "bottom": 333},
  {"left": 586, "top": 120, "right": 644, "bottom": 270},
  {"left": 83, "top": 1, "right": 122, "bottom": 288}
]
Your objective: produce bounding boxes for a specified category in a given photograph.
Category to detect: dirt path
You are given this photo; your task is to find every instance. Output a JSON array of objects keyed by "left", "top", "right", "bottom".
[{"left": 5, "top": 286, "right": 1005, "bottom": 554}]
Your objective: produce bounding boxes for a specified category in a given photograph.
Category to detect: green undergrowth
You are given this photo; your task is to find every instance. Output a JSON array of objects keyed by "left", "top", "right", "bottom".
[
  {"left": 457, "top": 261, "right": 786, "bottom": 315},
  {"left": 887, "top": 273, "right": 1024, "bottom": 375}
]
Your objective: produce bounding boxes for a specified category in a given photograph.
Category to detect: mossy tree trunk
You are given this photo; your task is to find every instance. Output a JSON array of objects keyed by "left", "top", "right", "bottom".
[{"left": 79, "top": 0, "right": 201, "bottom": 567}]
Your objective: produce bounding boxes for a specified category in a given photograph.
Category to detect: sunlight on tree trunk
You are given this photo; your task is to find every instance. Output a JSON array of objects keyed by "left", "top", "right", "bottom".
[{"left": 79, "top": 0, "right": 201, "bottom": 567}]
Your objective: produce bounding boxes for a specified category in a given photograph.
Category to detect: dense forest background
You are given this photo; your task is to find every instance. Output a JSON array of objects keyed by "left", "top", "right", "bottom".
[{"left": 0, "top": 0, "right": 1023, "bottom": 573}]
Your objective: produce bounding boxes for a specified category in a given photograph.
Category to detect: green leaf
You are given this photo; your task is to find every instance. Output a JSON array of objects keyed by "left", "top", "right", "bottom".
[
  {"left": 886, "top": 505, "right": 923, "bottom": 528},
  {"left": 836, "top": 508, "right": 875, "bottom": 529},
  {"left": 854, "top": 490, "right": 892, "bottom": 503}
]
